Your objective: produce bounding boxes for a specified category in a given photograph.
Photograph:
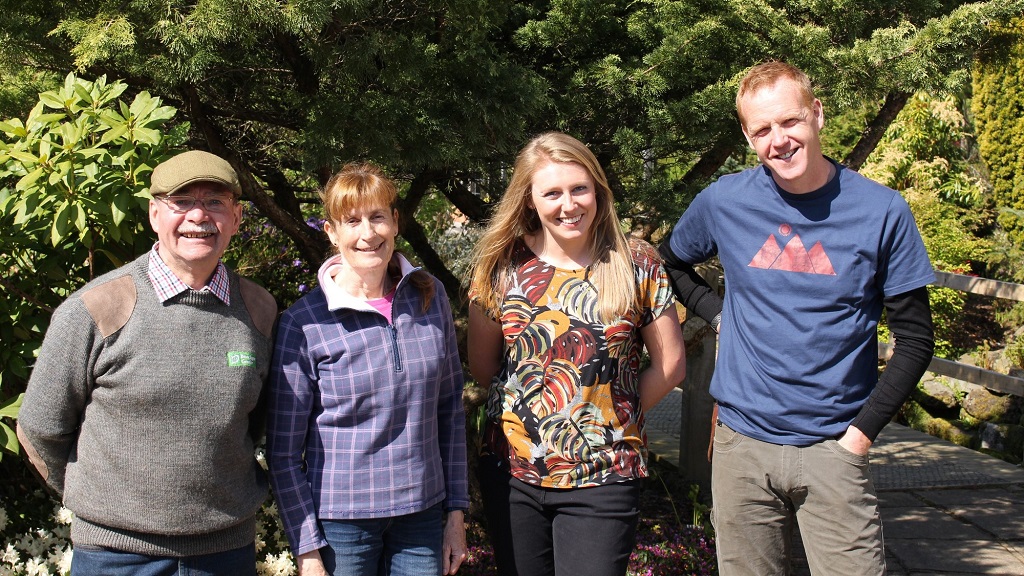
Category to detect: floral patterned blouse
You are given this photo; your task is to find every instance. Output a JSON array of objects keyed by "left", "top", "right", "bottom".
[{"left": 478, "top": 238, "right": 675, "bottom": 488}]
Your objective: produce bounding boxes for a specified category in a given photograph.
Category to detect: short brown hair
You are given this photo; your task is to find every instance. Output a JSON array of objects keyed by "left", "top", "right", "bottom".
[
  {"left": 320, "top": 162, "right": 398, "bottom": 224},
  {"left": 320, "top": 162, "right": 435, "bottom": 311}
]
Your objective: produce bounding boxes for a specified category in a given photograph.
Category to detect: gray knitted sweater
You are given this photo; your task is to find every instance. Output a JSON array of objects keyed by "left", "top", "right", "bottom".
[{"left": 18, "top": 254, "right": 277, "bottom": 556}]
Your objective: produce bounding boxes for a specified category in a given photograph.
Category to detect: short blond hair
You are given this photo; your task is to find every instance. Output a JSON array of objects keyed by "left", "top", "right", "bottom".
[{"left": 736, "top": 61, "right": 816, "bottom": 124}]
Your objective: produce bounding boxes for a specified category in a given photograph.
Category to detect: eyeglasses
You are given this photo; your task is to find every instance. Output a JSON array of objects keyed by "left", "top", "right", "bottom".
[{"left": 155, "top": 194, "right": 235, "bottom": 213}]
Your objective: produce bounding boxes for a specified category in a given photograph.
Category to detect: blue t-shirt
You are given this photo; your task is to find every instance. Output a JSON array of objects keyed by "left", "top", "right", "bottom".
[{"left": 669, "top": 161, "right": 935, "bottom": 444}]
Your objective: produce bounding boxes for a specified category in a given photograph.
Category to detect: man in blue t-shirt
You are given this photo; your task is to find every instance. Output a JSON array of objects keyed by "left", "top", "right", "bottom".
[{"left": 660, "top": 61, "right": 935, "bottom": 575}]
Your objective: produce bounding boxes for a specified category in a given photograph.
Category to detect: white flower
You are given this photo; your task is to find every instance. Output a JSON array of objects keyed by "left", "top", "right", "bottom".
[
  {"left": 53, "top": 546, "right": 72, "bottom": 574},
  {"left": 255, "top": 447, "right": 268, "bottom": 470},
  {"left": 257, "top": 551, "right": 296, "bottom": 576},
  {"left": 52, "top": 524, "right": 70, "bottom": 540},
  {"left": 254, "top": 531, "right": 266, "bottom": 552},
  {"left": 22, "top": 530, "right": 51, "bottom": 557},
  {"left": 25, "top": 557, "right": 48, "bottom": 576},
  {"left": 55, "top": 507, "right": 74, "bottom": 525},
  {"left": 1, "top": 542, "right": 19, "bottom": 564}
]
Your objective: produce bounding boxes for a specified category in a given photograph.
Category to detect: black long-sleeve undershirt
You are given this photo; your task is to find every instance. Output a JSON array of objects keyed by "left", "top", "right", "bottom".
[
  {"left": 853, "top": 286, "right": 933, "bottom": 440},
  {"left": 657, "top": 240, "right": 934, "bottom": 442},
  {"left": 657, "top": 241, "right": 723, "bottom": 322}
]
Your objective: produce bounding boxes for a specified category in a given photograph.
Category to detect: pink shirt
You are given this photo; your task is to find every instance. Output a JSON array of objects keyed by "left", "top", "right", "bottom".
[{"left": 366, "top": 289, "right": 397, "bottom": 323}]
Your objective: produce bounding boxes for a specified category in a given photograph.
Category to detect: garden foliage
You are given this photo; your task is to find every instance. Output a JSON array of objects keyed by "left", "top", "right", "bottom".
[
  {"left": 0, "top": 73, "right": 182, "bottom": 458},
  {"left": 861, "top": 93, "right": 992, "bottom": 358},
  {"left": 0, "top": 0, "right": 1019, "bottom": 303},
  {"left": 973, "top": 18, "right": 1024, "bottom": 249}
]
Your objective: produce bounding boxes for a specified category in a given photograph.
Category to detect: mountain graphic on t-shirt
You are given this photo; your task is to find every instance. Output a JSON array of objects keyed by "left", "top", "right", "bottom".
[{"left": 748, "top": 224, "right": 836, "bottom": 275}]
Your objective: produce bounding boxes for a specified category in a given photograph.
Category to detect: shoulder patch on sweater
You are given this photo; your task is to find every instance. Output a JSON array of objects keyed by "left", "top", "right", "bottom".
[
  {"left": 239, "top": 277, "right": 277, "bottom": 338},
  {"left": 80, "top": 274, "right": 137, "bottom": 338}
]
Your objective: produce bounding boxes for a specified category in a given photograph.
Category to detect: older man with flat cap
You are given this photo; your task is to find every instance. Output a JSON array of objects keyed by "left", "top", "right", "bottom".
[{"left": 18, "top": 150, "right": 278, "bottom": 576}]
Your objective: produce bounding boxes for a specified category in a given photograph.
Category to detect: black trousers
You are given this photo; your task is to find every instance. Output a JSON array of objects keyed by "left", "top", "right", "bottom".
[{"left": 477, "top": 455, "right": 641, "bottom": 576}]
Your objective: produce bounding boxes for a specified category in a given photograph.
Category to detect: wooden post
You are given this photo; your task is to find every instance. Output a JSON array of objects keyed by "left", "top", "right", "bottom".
[{"left": 678, "top": 267, "right": 720, "bottom": 502}]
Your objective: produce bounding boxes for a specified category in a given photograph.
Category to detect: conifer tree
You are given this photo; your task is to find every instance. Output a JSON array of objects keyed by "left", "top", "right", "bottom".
[{"left": 973, "top": 18, "right": 1024, "bottom": 246}]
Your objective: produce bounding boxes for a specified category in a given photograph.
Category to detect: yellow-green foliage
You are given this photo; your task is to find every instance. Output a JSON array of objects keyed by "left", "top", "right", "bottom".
[
  {"left": 862, "top": 93, "right": 989, "bottom": 358},
  {"left": 1005, "top": 335, "right": 1024, "bottom": 369},
  {"left": 903, "top": 399, "right": 976, "bottom": 447},
  {"left": 973, "top": 19, "right": 1024, "bottom": 246}
]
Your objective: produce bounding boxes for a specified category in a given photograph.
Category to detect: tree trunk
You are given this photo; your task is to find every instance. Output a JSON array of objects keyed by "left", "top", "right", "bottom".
[{"left": 843, "top": 91, "right": 912, "bottom": 171}]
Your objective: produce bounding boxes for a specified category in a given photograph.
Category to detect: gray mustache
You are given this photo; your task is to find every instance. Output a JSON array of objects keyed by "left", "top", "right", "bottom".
[{"left": 177, "top": 223, "right": 219, "bottom": 234}]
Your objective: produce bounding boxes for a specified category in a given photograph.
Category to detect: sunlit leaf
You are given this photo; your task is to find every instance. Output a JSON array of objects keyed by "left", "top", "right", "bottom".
[
  {"left": 100, "top": 123, "right": 128, "bottom": 144},
  {"left": 111, "top": 194, "right": 128, "bottom": 226},
  {"left": 134, "top": 127, "right": 161, "bottom": 145},
  {"left": 0, "top": 424, "right": 18, "bottom": 457},
  {"left": 38, "top": 91, "right": 66, "bottom": 110},
  {"left": 70, "top": 203, "right": 85, "bottom": 232},
  {"left": 0, "top": 394, "right": 22, "bottom": 419},
  {"left": 8, "top": 150, "right": 38, "bottom": 164},
  {"left": 129, "top": 92, "right": 160, "bottom": 120},
  {"left": 0, "top": 120, "right": 24, "bottom": 135},
  {"left": 51, "top": 200, "right": 71, "bottom": 244},
  {"left": 16, "top": 166, "right": 44, "bottom": 191}
]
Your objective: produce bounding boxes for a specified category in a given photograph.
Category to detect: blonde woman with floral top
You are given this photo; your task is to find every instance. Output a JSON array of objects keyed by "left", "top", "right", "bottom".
[{"left": 467, "top": 132, "right": 686, "bottom": 576}]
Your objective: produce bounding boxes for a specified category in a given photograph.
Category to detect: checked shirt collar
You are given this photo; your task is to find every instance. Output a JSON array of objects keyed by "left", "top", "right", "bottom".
[{"left": 147, "top": 242, "right": 231, "bottom": 305}]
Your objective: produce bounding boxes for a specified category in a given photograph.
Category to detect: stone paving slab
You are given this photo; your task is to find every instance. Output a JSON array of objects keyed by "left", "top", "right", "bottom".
[
  {"left": 878, "top": 491, "right": 928, "bottom": 508},
  {"left": 886, "top": 538, "right": 1024, "bottom": 574},
  {"left": 882, "top": 506, "right": 991, "bottom": 540},
  {"left": 916, "top": 489, "right": 1024, "bottom": 541},
  {"left": 871, "top": 424, "right": 1024, "bottom": 490},
  {"left": 645, "top": 389, "right": 1024, "bottom": 574}
]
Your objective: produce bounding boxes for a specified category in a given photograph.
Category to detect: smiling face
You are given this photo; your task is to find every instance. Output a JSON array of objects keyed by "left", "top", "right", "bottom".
[
  {"left": 324, "top": 204, "right": 398, "bottom": 274},
  {"left": 739, "top": 78, "right": 831, "bottom": 194},
  {"left": 527, "top": 160, "right": 597, "bottom": 262},
  {"left": 149, "top": 182, "right": 241, "bottom": 287}
]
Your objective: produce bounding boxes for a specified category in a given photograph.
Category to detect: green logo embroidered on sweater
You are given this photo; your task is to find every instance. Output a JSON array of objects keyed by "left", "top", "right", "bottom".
[{"left": 227, "top": 351, "right": 257, "bottom": 367}]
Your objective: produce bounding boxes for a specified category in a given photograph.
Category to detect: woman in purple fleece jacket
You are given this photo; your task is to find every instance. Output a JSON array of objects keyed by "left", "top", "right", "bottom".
[{"left": 267, "top": 163, "right": 469, "bottom": 576}]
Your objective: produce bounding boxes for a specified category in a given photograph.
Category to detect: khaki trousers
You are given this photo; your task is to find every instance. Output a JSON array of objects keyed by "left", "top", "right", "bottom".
[{"left": 711, "top": 421, "right": 885, "bottom": 576}]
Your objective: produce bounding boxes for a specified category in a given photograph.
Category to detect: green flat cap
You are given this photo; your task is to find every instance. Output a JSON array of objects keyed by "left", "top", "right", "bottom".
[{"left": 150, "top": 150, "right": 242, "bottom": 197}]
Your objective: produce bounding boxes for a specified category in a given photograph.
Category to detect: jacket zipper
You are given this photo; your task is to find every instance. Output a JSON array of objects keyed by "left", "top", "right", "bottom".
[{"left": 389, "top": 323, "right": 403, "bottom": 372}]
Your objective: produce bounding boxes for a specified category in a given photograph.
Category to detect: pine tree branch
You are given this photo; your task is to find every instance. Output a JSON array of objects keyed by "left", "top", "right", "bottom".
[{"left": 183, "top": 85, "right": 330, "bottom": 266}]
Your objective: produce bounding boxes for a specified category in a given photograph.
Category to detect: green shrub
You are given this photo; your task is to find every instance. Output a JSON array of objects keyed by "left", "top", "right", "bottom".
[{"left": 0, "top": 73, "right": 183, "bottom": 459}]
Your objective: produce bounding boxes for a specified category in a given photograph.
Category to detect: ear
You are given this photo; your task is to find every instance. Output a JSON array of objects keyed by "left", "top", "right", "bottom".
[
  {"left": 149, "top": 199, "right": 161, "bottom": 233},
  {"left": 741, "top": 126, "right": 755, "bottom": 150},
  {"left": 228, "top": 199, "right": 243, "bottom": 235},
  {"left": 392, "top": 208, "right": 400, "bottom": 228},
  {"left": 812, "top": 98, "right": 824, "bottom": 130},
  {"left": 324, "top": 220, "right": 338, "bottom": 247}
]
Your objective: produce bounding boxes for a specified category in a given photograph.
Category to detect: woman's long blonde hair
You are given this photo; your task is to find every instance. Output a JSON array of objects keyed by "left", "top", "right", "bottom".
[
  {"left": 322, "top": 162, "right": 434, "bottom": 311},
  {"left": 468, "top": 132, "right": 636, "bottom": 322}
]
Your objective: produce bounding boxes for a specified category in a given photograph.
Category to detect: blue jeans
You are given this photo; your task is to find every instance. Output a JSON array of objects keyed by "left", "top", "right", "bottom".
[
  {"left": 319, "top": 503, "right": 443, "bottom": 576},
  {"left": 70, "top": 543, "right": 256, "bottom": 576}
]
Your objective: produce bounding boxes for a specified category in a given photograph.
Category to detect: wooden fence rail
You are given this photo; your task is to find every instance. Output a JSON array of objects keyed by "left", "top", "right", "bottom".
[{"left": 908, "top": 270, "right": 1024, "bottom": 398}]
